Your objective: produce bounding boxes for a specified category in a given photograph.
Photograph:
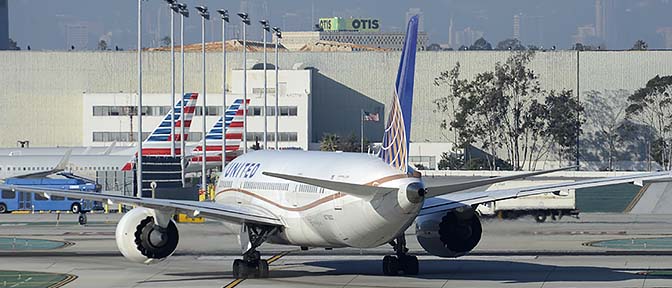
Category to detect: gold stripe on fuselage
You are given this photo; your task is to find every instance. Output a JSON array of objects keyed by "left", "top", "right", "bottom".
[{"left": 215, "top": 173, "right": 417, "bottom": 212}]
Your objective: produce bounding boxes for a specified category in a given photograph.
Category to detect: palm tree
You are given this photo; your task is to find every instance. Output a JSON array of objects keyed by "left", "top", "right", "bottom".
[{"left": 320, "top": 134, "right": 341, "bottom": 151}]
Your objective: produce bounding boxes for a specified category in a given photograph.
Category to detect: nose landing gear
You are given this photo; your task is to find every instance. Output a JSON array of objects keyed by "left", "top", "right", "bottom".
[{"left": 382, "top": 234, "right": 419, "bottom": 276}]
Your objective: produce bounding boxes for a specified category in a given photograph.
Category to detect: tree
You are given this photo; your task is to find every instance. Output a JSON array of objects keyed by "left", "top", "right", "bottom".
[
  {"left": 437, "top": 152, "right": 464, "bottom": 170},
  {"left": 545, "top": 89, "right": 584, "bottom": 165},
  {"left": 496, "top": 38, "right": 526, "bottom": 51},
  {"left": 583, "top": 90, "right": 631, "bottom": 170},
  {"left": 469, "top": 37, "right": 492, "bottom": 50},
  {"left": 631, "top": 40, "right": 648, "bottom": 51},
  {"left": 319, "top": 133, "right": 341, "bottom": 151},
  {"left": 8, "top": 38, "right": 20, "bottom": 50},
  {"left": 97, "top": 40, "right": 108, "bottom": 51},
  {"left": 436, "top": 51, "right": 584, "bottom": 170},
  {"left": 161, "top": 36, "right": 171, "bottom": 46},
  {"left": 626, "top": 75, "right": 672, "bottom": 169},
  {"left": 426, "top": 43, "right": 442, "bottom": 51}
]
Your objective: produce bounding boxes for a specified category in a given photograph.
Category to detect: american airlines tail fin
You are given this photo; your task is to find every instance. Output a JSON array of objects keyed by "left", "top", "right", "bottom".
[
  {"left": 378, "top": 15, "right": 419, "bottom": 174},
  {"left": 191, "top": 99, "right": 248, "bottom": 162},
  {"left": 143, "top": 93, "right": 199, "bottom": 155}
]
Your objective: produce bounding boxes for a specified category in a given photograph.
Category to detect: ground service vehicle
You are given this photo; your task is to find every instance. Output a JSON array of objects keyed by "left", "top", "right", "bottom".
[
  {"left": 476, "top": 180, "right": 580, "bottom": 222},
  {"left": 0, "top": 178, "right": 100, "bottom": 213}
]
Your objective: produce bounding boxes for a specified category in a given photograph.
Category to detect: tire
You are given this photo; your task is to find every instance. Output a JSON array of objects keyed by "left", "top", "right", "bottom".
[
  {"left": 257, "top": 260, "right": 269, "bottom": 278},
  {"left": 71, "top": 203, "right": 81, "bottom": 214},
  {"left": 382, "top": 255, "right": 399, "bottom": 276},
  {"left": 78, "top": 214, "right": 87, "bottom": 225},
  {"left": 233, "top": 259, "right": 244, "bottom": 278},
  {"left": 534, "top": 212, "right": 547, "bottom": 223},
  {"left": 401, "top": 255, "right": 419, "bottom": 275},
  {"left": 0, "top": 203, "right": 6, "bottom": 214}
]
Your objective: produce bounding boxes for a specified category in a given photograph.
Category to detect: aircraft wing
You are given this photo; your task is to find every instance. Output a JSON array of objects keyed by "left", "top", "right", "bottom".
[
  {"left": 11, "top": 149, "right": 72, "bottom": 179},
  {"left": 420, "top": 171, "right": 672, "bottom": 216},
  {"left": 0, "top": 184, "right": 283, "bottom": 227},
  {"left": 423, "top": 166, "right": 577, "bottom": 198}
]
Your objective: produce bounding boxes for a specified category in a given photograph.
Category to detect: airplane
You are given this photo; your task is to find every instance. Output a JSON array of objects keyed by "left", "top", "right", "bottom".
[
  {"left": 186, "top": 99, "right": 249, "bottom": 172},
  {"left": 0, "top": 93, "right": 200, "bottom": 179},
  {"left": 0, "top": 93, "right": 200, "bottom": 157},
  {"left": 0, "top": 97, "right": 248, "bottom": 180},
  {"left": 3, "top": 15, "right": 670, "bottom": 279}
]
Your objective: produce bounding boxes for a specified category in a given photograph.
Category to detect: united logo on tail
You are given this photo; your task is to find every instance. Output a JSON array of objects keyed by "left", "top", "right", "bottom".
[{"left": 378, "top": 15, "right": 418, "bottom": 174}]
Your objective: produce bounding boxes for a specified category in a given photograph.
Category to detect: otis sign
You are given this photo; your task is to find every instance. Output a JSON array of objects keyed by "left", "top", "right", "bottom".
[{"left": 319, "top": 17, "right": 380, "bottom": 32}]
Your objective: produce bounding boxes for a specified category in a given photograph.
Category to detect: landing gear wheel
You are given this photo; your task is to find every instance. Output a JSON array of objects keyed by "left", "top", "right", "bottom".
[
  {"left": 257, "top": 259, "right": 269, "bottom": 278},
  {"left": 400, "top": 255, "right": 419, "bottom": 275},
  {"left": 232, "top": 259, "right": 246, "bottom": 278},
  {"left": 383, "top": 234, "right": 420, "bottom": 276},
  {"left": 534, "top": 213, "right": 547, "bottom": 223},
  {"left": 382, "top": 255, "right": 399, "bottom": 276}
]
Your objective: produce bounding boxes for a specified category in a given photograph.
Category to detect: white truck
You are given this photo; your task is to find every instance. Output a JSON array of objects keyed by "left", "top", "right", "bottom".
[{"left": 476, "top": 180, "right": 580, "bottom": 223}]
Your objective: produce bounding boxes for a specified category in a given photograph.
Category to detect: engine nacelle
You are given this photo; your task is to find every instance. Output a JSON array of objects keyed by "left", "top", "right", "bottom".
[
  {"left": 115, "top": 207, "right": 179, "bottom": 264},
  {"left": 416, "top": 207, "right": 482, "bottom": 258}
]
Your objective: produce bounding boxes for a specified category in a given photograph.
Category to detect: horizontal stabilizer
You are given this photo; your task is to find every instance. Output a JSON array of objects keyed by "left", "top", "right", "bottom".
[
  {"left": 262, "top": 171, "right": 397, "bottom": 199},
  {"left": 425, "top": 166, "right": 577, "bottom": 198}
]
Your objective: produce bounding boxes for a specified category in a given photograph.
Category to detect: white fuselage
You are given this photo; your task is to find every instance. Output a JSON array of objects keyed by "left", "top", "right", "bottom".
[
  {"left": 0, "top": 155, "right": 132, "bottom": 179},
  {"left": 215, "top": 150, "right": 424, "bottom": 248}
]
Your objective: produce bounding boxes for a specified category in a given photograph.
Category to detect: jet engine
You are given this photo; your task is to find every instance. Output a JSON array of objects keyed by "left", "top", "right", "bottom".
[
  {"left": 415, "top": 207, "right": 482, "bottom": 257},
  {"left": 115, "top": 207, "right": 179, "bottom": 264}
]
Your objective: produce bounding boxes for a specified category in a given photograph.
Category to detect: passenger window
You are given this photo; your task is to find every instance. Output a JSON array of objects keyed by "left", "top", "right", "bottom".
[
  {"left": 1, "top": 190, "right": 15, "bottom": 199},
  {"left": 52, "top": 196, "right": 65, "bottom": 201}
]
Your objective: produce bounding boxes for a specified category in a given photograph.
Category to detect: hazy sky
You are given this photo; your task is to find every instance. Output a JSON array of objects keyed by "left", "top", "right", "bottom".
[{"left": 7, "top": 0, "right": 672, "bottom": 50}]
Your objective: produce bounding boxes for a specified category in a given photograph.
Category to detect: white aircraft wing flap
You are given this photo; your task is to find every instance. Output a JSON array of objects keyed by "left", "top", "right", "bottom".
[
  {"left": 262, "top": 171, "right": 397, "bottom": 199},
  {"left": 0, "top": 184, "right": 282, "bottom": 226},
  {"left": 424, "top": 166, "right": 577, "bottom": 198},
  {"left": 420, "top": 171, "right": 672, "bottom": 216}
]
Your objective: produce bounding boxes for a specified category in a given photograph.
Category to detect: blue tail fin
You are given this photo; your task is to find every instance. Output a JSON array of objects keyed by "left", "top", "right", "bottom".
[{"left": 378, "top": 15, "right": 418, "bottom": 174}]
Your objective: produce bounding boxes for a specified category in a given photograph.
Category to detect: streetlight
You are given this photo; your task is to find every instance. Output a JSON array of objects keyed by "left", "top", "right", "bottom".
[
  {"left": 136, "top": 0, "right": 144, "bottom": 198},
  {"left": 238, "top": 12, "right": 250, "bottom": 153},
  {"left": 272, "top": 27, "right": 281, "bottom": 150},
  {"left": 196, "top": 5, "right": 210, "bottom": 197},
  {"left": 177, "top": 3, "right": 188, "bottom": 187},
  {"left": 165, "top": 0, "right": 177, "bottom": 158},
  {"left": 260, "top": 20, "right": 270, "bottom": 150},
  {"left": 217, "top": 9, "right": 229, "bottom": 172}
]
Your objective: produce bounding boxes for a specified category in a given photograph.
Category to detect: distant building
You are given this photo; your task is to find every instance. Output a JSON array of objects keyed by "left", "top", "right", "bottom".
[
  {"left": 573, "top": 25, "right": 596, "bottom": 45},
  {"left": 279, "top": 31, "right": 427, "bottom": 51},
  {"left": 284, "top": 16, "right": 427, "bottom": 51},
  {"left": 595, "top": 0, "right": 612, "bottom": 42},
  {"left": 454, "top": 27, "right": 484, "bottom": 48},
  {"left": 0, "top": 0, "right": 8, "bottom": 50},
  {"left": 658, "top": 27, "right": 672, "bottom": 49},
  {"left": 513, "top": 14, "right": 521, "bottom": 39},
  {"left": 406, "top": 8, "right": 424, "bottom": 32},
  {"left": 66, "top": 23, "right": 89, "bottom": 50}
]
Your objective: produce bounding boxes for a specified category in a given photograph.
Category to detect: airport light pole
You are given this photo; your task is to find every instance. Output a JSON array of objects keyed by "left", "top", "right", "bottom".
[
  {"left": 178, "top": 3, "right": 188, "bottom": 187},
  {"left": 217, "top": 9, "right": 229, "bottom": 172},
  {"left": 136, "top": 0, "right": 144, "bottom": 198},
  {"left": 196, "top": 6, "right": 210, "bottom": 196},
  {"left": 238, "top": 13, "right": 250, "bottom": 153},
  {"left": 165, "top": 0, "right": 177, "bottom": 158},
  {"left": 260, "top": 20, "right": 269, "bottom": 149},
  {"left": 272, "top": 27, "right": 281, "bottom": 150}
]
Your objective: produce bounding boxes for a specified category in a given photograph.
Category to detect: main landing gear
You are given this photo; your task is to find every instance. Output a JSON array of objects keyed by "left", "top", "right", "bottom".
[
  {"left": 382, "top": 234, "right": 419, "bottom": 276},
  {"left": 232, "top": 225, "right": 276, "bottom": 279}
]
